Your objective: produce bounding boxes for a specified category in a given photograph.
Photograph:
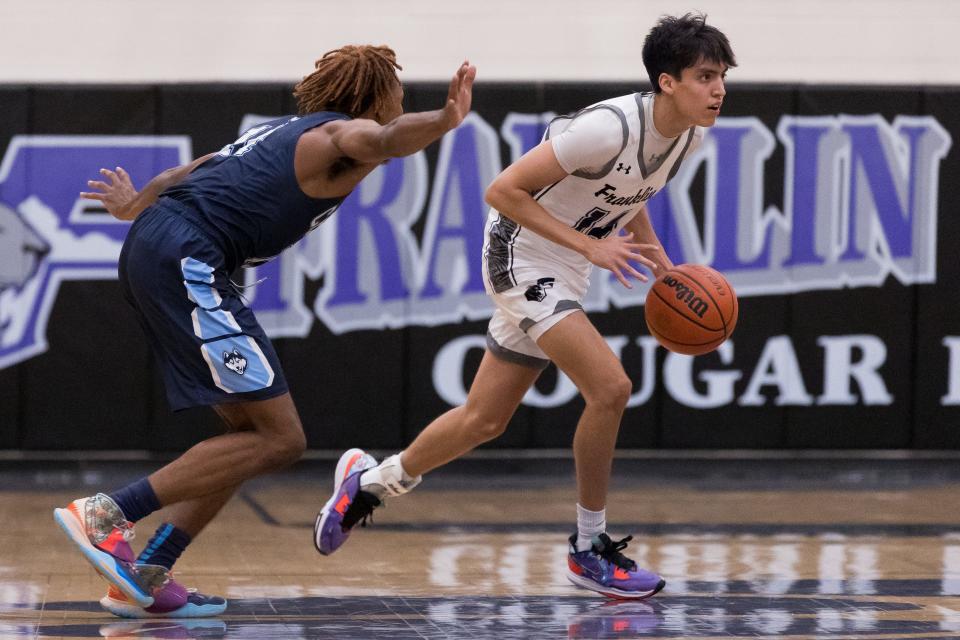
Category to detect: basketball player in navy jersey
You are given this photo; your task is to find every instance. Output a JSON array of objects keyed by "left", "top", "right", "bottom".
[
  {"left": 319, "top": 15, "right": 736, "bottom": 600},
  {"left": 54, "top": 46, "right": 476, "bottom": 618}
]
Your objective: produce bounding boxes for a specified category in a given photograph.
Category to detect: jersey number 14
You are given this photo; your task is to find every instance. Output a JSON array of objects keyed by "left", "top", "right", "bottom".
[{"left": 573, "top": 207, "right": 627, "bottom": 239}]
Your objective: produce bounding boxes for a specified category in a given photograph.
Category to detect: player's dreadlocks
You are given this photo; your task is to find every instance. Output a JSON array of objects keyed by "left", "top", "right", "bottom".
[{"left": 293, "top": 45, "right": 402, "bottom": 118}]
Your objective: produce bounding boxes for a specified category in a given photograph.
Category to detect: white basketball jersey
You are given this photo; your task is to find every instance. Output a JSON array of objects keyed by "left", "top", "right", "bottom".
[{"left": 483, "top": 92, "right": 703, "bottom": 295}]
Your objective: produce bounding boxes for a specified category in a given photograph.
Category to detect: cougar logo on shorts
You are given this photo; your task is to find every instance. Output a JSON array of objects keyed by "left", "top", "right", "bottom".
[
  {"left": 223, "top": 349, "right": 248, "bottom": 375},
  {"left": 524, "top": 278, "right": 556, "bottom": 302}
]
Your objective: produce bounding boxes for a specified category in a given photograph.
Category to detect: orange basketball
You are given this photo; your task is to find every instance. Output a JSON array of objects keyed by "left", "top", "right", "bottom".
[{"left": 644, "top": 264, "right": 738, "bottom": 355}]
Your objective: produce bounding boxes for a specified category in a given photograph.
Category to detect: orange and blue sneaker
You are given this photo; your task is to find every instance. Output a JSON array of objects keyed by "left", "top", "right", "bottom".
[
  {"left": 566, "top": 533, "right": 666, "bottom": 600},
  {"left": 100, "top": 568, "right": 227, "bottom": 618},
  {"left": 53, "top": 494, "right": 157, "bottom": 607},
  {"left": 314, "top": 448, "right": 379, "bottom": 555}
]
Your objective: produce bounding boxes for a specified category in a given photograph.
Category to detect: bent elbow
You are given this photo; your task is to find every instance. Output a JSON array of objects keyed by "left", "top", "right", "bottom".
[{"left": 484, "top": 179, "right": 508, "bottom": 210}]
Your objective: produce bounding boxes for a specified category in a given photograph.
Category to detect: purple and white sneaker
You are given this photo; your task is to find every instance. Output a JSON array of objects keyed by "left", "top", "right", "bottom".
[
  {"left": 567, "top": 533, "right": 666, "bottom": 599},
  {"left": 314, "top": 448, "right": 380, "bottom": 556}
]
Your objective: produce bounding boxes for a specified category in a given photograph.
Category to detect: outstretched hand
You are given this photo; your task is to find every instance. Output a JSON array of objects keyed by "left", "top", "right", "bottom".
[
  {"left": 440, "top": 61, "right": 477, "bottom": 131},
  {"left": 80, "top": 167, "right": 138, "bottom": 220},
  {"left": 584, "top": 232, "right": 660, "bottom": 289}
]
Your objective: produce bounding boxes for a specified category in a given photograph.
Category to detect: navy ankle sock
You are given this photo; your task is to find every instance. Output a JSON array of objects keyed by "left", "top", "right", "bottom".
[
  {"left": 137, "top": 523, "right": 192, "bottom": 570},
  {"left": 109, "top": 478, "right": 161, "bottom": 523}
]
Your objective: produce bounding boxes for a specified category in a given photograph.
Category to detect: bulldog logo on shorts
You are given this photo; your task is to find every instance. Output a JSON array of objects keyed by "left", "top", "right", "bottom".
[{"left": 524, "top": 277, "right": 556, "bottom": 302}]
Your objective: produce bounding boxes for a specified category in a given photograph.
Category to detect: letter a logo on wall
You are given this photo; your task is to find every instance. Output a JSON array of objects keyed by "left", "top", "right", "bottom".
[{"left": 0, "top": 136, "right": 191, "bottom": 370}]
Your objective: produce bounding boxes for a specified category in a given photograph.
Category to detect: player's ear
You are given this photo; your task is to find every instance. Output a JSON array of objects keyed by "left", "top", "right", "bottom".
[{"left": 658, "top": 72, "right": 675, "bottom": 95}]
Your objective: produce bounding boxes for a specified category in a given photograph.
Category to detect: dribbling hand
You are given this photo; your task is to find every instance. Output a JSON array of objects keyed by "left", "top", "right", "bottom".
[{"left": 584, "top": 232, "right": 660, "bottom": 289}]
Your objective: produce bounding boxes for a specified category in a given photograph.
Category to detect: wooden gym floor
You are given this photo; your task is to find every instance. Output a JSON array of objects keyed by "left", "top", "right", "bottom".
[{"left": 1, "top": 454, "right": 959, "bottom": 639}]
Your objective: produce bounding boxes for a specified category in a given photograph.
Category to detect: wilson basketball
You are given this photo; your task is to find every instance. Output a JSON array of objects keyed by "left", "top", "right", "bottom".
[{"left": 644, "top": 264, "right": 738, "bottom": 355}]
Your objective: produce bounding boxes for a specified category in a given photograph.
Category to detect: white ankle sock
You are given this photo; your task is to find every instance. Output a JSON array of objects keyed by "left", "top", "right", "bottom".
[
  {"left": 360, "top": 453, "right": 422, "bottom": 499},
  {"left": 576, "top": 504, "right": 606, "bottom": 552}
]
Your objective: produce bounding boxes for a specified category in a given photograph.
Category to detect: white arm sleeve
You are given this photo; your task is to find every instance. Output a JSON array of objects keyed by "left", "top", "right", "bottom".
[{"left": 550, "top": 107, "right": 626, "bottom": 175}]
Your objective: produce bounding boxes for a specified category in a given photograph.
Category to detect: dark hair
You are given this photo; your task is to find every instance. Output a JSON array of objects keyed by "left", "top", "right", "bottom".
[
  {"left": 642, "top": 13, "right": 737, "bottom": 92},
  {"left": 293, "top": 45, "right": 402, "bottom": 117}
]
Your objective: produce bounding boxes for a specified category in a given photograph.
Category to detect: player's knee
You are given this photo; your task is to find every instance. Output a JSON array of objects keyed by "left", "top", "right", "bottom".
[
  {"left": 607, "top": 375, "right": 633, "bottom": 409},
  {"left": 464, "top": 410, "right": 508, "bottom": 443},
  {"left": 267, "top": 426, "right": 307, "bottom": 468},
  {"left": 284, "top": 428, "right": 308, "bottom": 464},
  {"left": 583, "top": 375, "right": 632, "bottom": 412}
]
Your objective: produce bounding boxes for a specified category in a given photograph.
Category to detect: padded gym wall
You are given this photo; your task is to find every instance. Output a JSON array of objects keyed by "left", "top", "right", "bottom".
[{"left": 0, "top": 82, "right": 954, "bottom": 451}]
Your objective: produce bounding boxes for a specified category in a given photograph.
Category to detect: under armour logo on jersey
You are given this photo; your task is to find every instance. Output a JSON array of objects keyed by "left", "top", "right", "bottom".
[
  {"left": 648, "top": 153, "right": 663, "bottom": 163},
  {"left": 616, "top": 163, "right": 631, "bottom": 174},
  {"left": 223, "top": 348, "right": 248, "bottom": 375},
  {"left": 524, "top": 277, "right": 556, "bottom": 302}
]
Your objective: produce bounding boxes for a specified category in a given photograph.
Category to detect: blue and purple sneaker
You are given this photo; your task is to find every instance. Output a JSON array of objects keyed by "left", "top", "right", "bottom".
[
  {"left": 314, "top": 448, "right": 380, "bottom": 555},
  {"left": 567, "top": 533, "right": 666, "bottom": 599},
  {"left": 100, "top": 572, "right": 227, "bottom": 618}
]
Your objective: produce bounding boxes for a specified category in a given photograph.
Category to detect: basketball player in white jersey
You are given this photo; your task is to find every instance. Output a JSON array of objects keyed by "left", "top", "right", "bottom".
[{"left": 317, "top": 13, "right": 736, "bottom": 599}]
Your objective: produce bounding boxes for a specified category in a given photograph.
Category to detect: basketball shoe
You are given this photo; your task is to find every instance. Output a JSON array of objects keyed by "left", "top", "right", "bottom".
[
  {"left": 566, "top": 533, "right": 666, "bottom": 599},
  {"left": 53, "top": 494, "right": 159, "bottom": 607},
  {"left": 314, "top": 448, "right": 380, "bottom": 555},
  {"left": 100, "top": 568, "right": 227, "bottom": 618}
]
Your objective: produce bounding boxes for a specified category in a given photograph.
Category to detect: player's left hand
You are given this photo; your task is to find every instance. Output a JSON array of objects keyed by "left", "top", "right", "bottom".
[
  {"left": 584, "top": 232, "right": 660, "bottom": 288},
  {"left": 636, "top": 244, "right": 674, "bottom": 274},
  {"left": 440, "top": 61, "right": 477, "bottom": 131},
  {"left": 80, "top": 167, "right": 139, "bottom": 220}
]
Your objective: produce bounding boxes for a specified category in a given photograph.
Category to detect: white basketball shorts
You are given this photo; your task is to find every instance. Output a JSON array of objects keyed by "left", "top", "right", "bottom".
[{"left": 485, "top": 276, "right": 585, "bottom": 370}]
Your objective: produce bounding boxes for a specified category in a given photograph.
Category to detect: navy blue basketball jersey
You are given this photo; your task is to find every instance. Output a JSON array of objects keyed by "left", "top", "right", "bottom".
[{"left": 161, "top": 111, "right": 351, "bottom": 269}]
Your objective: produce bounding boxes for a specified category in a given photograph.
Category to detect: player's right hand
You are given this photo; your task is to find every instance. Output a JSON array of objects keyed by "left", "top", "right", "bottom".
[
  {"left": 80, "top": 167, "right": 139, "bottom": 221},
  {"left": 584, "top": 232, "right": 659, "bottom": 289},
  {"left": 440, "top": 61, "right": 477, "bottom": 131}
]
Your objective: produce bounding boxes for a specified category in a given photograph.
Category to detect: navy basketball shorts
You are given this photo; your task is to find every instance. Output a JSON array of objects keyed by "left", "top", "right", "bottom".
[{"left": 118, "top": 202, "right": 289, "bottom": 411}]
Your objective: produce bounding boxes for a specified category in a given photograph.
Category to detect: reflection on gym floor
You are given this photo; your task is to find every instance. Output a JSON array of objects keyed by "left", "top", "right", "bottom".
[{"left": 2, "top": 456, "right": 959, "bottom": 639}]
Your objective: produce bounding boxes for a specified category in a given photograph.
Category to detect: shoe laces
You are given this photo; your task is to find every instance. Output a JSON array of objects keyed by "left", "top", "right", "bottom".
[
  {"left": 341, "top": 490, "right": 381, "bottom": 530},
  {"left": 596, "top": 533, "right": 638, "bottom": 572}
]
